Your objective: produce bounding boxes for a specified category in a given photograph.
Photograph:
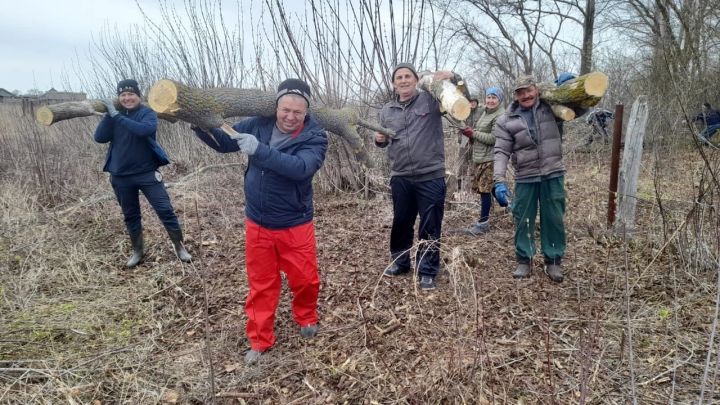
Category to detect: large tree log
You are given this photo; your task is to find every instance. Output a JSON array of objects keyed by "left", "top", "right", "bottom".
[
  {"left": 147, "top": 79, "right": 390, "bottom": 165},
  {"left": 36, "top": 100, "right": 177, "bottom": 126},
  {"left": 417, "top": 75, "right": 471, "bottom": 121},
  {"left": 540, "top": 71, "right": 608, "bottom": 119}
]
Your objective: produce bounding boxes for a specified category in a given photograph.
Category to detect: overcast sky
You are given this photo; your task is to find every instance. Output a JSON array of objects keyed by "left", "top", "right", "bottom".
[{"left": 1, "top": 0, "right": 165, "bottom": 93}]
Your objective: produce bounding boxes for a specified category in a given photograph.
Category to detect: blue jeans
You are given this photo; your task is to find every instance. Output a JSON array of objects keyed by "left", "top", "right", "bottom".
[
  {"left": 389, "top": 176, "right": 446, "bottom": 277},
  {"left": 700, "top": 124, "right": 720, "bottom": 140},
  {"left": 110, "top": 170, "right": 181, "bottom": 235}
]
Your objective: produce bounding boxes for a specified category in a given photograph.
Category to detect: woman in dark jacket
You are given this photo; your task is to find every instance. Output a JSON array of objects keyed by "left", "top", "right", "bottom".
[{"left": 94, "top": 79, "right": 191, "bottom": 268}]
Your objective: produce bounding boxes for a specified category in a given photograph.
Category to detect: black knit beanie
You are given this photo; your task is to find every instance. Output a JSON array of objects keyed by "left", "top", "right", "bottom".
[
  {"left": 116, "top": 79, "right": 141, "bottom": 97},
  {"left": 276, "top": 78, "right": 311, "bottom": 106}
]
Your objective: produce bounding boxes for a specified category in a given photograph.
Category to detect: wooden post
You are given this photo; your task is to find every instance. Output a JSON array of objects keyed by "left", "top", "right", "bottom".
[
  {"left": 616, "top": 96, "right": 649, "bottom": 236},
  {"left": 607, "top": 104, "right": 624, "bottom": 227}
]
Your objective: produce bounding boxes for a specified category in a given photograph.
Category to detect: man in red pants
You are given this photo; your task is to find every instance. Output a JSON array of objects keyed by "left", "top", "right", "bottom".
[{"left": 192, "top": 79, "right": 327, "bottom": 364}]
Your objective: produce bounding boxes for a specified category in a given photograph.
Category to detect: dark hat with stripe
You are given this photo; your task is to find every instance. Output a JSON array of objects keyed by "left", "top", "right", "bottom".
[
  {"left": 276, "top": 78, "right": 311, "bottom": 106},
  {"left": 116, "top": 79, "right": 141, "bottom": 97}
]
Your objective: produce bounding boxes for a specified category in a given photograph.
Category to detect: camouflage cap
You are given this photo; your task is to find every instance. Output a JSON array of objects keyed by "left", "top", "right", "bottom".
[{"left": 513, "top": 75, "right": 537, "bottom": 92}]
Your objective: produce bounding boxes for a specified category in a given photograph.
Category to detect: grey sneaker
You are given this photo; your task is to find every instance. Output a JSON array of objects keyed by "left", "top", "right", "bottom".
[
  {"left": 300, "top": 324, "right": 318, "bottom": 338},
  {"left": 464, "top": 221, "right": 490, "bottom": 236},
  {"left": 512, "top": 263, "right": 532, "bottom": 279},
  {"left": 244, "top": 349, "right": 264, "bottom": 365},
  {"left": 418, "top": 275, "right": 437, "bottom": 290},
  {"left": 546, "top": 264, "right": 564, "bottom": 283}
]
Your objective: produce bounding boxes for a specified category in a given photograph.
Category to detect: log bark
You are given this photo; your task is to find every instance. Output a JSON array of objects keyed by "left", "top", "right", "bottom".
[
  {"left": 540, "top": 71, "right": 608, "bottom": 113},
  {"left": 36, "top": 100, "right": 105, "bottom": 126},
  {"left": 35, "top": 100, "right": 176, "bottom": 125},
  {"left": 147, "top": 79, "right": 384, "bottom": 165},
  {"left": 417, "top": 76, "right": 471, "bottom": 121}
]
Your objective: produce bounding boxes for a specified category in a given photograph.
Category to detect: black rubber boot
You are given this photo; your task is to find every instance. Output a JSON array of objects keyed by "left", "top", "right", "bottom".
[
  {"left": 126, "top": 232, "right": 144, "bottom": 268},
  {"left": 168, "top": 229, "right": 192, "bottom": 263}
]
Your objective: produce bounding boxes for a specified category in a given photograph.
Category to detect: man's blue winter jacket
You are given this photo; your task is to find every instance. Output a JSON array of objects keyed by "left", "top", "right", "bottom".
[{"left": 193, "top": 115, "right": 328, "bottom": 229}]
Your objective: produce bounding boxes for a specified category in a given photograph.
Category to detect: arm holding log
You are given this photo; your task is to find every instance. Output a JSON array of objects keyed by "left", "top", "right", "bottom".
[
  {"left": 94, "top": 114, "right": 114, "bottom": 143},
  {"left": 191, "top": 124, "right": 240, "bottom": 153}
]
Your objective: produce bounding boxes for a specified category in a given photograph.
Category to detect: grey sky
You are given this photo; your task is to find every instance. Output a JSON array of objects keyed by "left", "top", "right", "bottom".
[{"left": 1, "top": 0, "right": 164, "bottom": 93}]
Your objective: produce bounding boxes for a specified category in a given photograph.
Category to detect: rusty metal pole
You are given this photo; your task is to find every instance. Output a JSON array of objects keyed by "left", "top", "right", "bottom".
[{"left": 607, "top": 104, "right": 624, "bottom": 227}]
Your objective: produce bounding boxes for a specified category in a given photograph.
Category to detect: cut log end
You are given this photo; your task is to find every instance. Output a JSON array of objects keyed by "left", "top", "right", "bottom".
[
  {"left": 449, "top": 99, "right": 471, "bottom": 121},
  {"left": 148, "top": 79, "right": 180, "bottom": 114},
  {"left": 583, "top": 72, "right": 609, "bottom": 97},
  {"left": 551, "top": 105, "right": 576, "bottom": 121},
  {"left": 36, "top": 107, "right": 54, "bottom": 126}
]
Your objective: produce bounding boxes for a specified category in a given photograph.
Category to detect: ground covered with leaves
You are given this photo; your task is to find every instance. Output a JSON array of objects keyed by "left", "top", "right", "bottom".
[{"left": 2, "top": 143, "right": 719, "bottom": 404}]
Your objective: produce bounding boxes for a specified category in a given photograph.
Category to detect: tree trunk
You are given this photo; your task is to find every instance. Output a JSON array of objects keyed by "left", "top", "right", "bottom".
[
  {"left": 35, "top": 101, "right": 177, "bottom": 126},
  {"left": 551, "top": 105, "right": 576, "bottom": 121},
  {"left": 540, "top": 71, "right": 609, "bottom": 118},
  {"left": 417, "top": 76, "right": 471, "bottom": 122},
  {"left": 36, "top": 100, "right": 105, "bottom": 126},
  {"left": 580, "top": 0, "right": 596, "bottom": 75},
  {"left": 148, "top": 79, "right": 390, "bottom": 165}
]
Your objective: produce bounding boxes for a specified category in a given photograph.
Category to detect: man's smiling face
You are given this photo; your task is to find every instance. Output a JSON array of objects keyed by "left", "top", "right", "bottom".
[
  {"left": 393, "top": 68, "right": 418, "bottom": 102},
  {"left": 515, "top": 85, "right": 538, "bottom": 109}
]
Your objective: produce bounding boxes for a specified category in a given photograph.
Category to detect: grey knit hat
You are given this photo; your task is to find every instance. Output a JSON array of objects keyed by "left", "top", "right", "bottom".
[{"left": 391, "top": 63, "right": 419, "bottom": 80}]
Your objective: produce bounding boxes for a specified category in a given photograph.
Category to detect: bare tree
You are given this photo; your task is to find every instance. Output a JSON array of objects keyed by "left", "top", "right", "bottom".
[
  {"left": 261, "top": 0, "right": 460, "bottom": 190},
  {"left": 441, "top": 0, "right": 577, "bottom": 83}
]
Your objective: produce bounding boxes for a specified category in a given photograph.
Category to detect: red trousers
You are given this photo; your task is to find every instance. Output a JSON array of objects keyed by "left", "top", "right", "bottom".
[{"left": 244, "top": 219, "right": 320, "bottom": 351}]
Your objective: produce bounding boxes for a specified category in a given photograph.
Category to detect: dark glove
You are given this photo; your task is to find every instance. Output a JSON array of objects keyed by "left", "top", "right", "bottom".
[
  {"left": 227, "top": 130, "right": 259, "bottom": 155},
  {"left": 493, "top": 182, "right": 512, "bottom": 207},
  {"left": 102, "top": 99, "right": 119, "bottom": 117},
  {"left": 460, "top": 127, "right": 474, "bottom": 138}
]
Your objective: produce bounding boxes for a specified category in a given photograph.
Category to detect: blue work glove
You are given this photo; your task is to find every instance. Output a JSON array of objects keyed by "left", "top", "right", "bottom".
[
  {"left": 102, "top": 99, "right": 119, "bottom": 117},
  {"left": 227, "top": 130, "right": 259, "bottom": 155},
  {"left": 493, "top": 182, "right": 512, "bottom": 207}
]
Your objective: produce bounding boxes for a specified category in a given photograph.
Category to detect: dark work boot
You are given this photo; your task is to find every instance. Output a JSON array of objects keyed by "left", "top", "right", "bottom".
[
  {"left": 126, "top": 232, "right": 144, "bottom": 268},
  {"left": 300, "top": 324, "right": 318, "bottom": 338},
  {"left": 512, "top": 263, "right": 532, "bottom": 279},
  {"left": 383, "top": 262, "right": 411, "bottom": 277},
  {"left": 168, "top": 229, "right": 192, "bottom": 263},
  {"left": 546, "top": 264, "right": 564, "bottom": 283}
]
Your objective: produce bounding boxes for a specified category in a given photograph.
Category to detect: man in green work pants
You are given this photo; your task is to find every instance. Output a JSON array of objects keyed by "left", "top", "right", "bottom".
[{"left": 492, "top": 75, "right": 570, "bottom": 283}]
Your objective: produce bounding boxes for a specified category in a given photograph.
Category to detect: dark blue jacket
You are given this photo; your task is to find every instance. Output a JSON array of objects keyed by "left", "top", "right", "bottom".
[
  {"left": 94, "top": 104, "right": 170, "bottom": 175},
  {"left": 695, "top": 109, "right": 720, "bottom": 127},
  {"left": 193, "top": 116, "right": 328, "bottom": 229}
]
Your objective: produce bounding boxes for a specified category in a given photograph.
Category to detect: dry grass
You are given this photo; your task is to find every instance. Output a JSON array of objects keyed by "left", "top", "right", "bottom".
[{"left": 1, "top": 103, "right": 719, "bottom": 403}]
